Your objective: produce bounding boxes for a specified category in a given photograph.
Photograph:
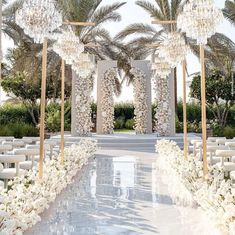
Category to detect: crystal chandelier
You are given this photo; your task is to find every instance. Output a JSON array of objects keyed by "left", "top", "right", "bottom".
[
  {"left": 158, "top": 31, "right": 189, "bottom": 68},
  {"left": 15, "top": 0, "right": 62, "bottom": 43},
  {"left": 72, "top": 53, "right": 95, "bottom": 78},
  {"left": 177, "top": 0, "right": 224, "bottom": 45},
  {"left": 152, "top": 56, "right": 172, "bottom": 78},
  {"left": 53, "top": 30, "right": 84, "bottom": 65}
]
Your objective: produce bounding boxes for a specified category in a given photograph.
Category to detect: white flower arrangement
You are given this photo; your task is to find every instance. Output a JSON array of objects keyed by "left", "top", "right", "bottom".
[
  {"left": 153, "top": 76, "right": 171, "bottom": 136},
  {"left": 0, "top": 139, "right": 97, "bottom": 235},
  {"left": 131, "top": 68, "right": 148, "bottom": 134},
  {"left": 100, "top": 68, "right": 117, "bottom": 134},
  {"left": 74, "top": 74, "right": 94, "bottom": 136},
  {"left": 156, "top": 139, "right": 235, "bottom": 234}
]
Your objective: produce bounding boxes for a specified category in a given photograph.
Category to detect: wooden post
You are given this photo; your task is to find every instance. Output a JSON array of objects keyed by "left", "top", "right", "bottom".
[
  {"left": 0, "top": 0, "right": 2, "bottom": 81},
  {"left": 60, "top": 60, "right": 65, "bottom": 165},
  {"left": 200, "top": 45, "right": 208, "bottom": 177},
  {"left": 182, "top": 59, "right": 188, "bottom": 160},
  {"left": 39, "top": 37, "right": 48, "bottom": 179}
]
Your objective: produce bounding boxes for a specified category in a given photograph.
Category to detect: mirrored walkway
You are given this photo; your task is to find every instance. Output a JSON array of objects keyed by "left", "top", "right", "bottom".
[{"left": 25, "top": 145, "right": 220, "bottom": 235}]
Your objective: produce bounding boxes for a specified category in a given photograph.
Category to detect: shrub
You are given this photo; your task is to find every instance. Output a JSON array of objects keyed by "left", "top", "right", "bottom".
[
  {"left": 125, "top": 119, "right": 135, "bottom": 129},
  {"left": 0, "top": 123, "right": 39, "bottom": 138},
  {"left": 114, "top": 116, "right": 125, "bottom": 129},
  {"left": 0, "top": 103, "right": 38, "bottom": 125},
  {"left": 222, "top": 126, "right": 235, "bottom": 139}
]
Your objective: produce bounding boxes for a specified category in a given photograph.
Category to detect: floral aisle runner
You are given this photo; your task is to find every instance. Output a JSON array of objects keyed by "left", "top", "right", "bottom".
[
  {"left": 156, "top": 140, "right": 235, "bottom": 235},
  {"left": 0, "top": 139, "right": 97, "bottom": 235}
]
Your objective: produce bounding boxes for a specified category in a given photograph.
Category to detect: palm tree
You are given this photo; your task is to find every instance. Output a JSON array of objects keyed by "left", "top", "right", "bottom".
[
  {"left": 223, "top": 0, "right": 235, "bottom": 26},
  {"left": 1, "top": 0, "right": 126, "bottom": 122},
  {"left": 115, "top": 0, "right": 186, "bottom": 112},
  {"left": 2, "top": 0, "right": 126, "bottom": 83},
  {"left": 56, "top": 0, "right": 127, "bottom": 95}
]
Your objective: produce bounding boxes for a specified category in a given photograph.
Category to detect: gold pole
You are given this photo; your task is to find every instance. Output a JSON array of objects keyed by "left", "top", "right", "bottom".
[
  {"left": 60, "top": 59, "right": 65, "bottom": 165},
  {"left": 63, "top": 22, "right": 96, "bottom": 26},
  {"left": 39, "top": 37, "right": 48, "bottom": 179},
  {"left": 151, "top": 20, "right": 176, "bottom": 24},
  {"left": 182, "top": 59, "right": 188, "bottom": 160},
  {"left": 200, "top": 45, "right": 208, "bottom": 177},
  {"left": 0, "top": 0, "right": 2, "bottom": 81}
]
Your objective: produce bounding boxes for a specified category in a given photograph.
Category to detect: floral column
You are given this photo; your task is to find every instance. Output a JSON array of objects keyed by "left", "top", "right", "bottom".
[
  {"left": 100, "top": 68, "right": 117, "bottom": 134},
  {"left": 131, "top": 68, "right": 148, "bottom": 134},
  {"left": 153, "top": 76, "right": 172, "bottom": 136},
  {"left": 71, "top": 72, "right": 94, "bottom": 136}
]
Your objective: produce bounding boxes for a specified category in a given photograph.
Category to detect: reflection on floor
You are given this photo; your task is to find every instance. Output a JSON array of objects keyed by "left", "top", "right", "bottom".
[{"left": 25, "top": 148, "right": 220, "bottom": 235}]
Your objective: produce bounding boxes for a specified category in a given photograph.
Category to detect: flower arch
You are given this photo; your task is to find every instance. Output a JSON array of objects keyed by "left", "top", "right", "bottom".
[{"left": 131, "top": 68, "right": 148, "bottom": 134}]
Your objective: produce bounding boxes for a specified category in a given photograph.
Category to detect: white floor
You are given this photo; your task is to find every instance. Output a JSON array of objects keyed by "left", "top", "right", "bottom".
[{"left": 25, "top": 134, "right": 220, "bottom": 235}]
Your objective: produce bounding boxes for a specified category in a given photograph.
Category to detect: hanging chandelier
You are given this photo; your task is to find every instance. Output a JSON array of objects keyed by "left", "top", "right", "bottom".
[
  {"left": 158, "top": 31, "right": 189, "bottom": 68},
  {"left": 152, "top": 56, "right": 172, "bottom": 78},
  {"left": 177, "top": 0, "right": 224, "bottom": 45},
  {"left": 72, "top": 53, "right": 95, "bottom": 78},
  {"left": 53, "top": 30, "right": 84, "bottom": 65},
  {"left": 15, "top": 0, "right": 62, "bottom": 44}
]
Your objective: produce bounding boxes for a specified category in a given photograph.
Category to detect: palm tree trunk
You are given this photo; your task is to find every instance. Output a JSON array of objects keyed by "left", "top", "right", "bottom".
[{"left": 174, "top": 68, "right": 177, "bottom": 115}]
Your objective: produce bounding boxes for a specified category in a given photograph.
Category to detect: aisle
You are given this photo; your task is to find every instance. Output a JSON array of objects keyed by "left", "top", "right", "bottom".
[{"left": 25, "top": 137, "right": 219, "bottom": 235}]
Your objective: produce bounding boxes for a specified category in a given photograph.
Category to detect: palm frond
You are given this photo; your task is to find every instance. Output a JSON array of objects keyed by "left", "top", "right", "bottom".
[
  {"left": 223, "top": 0, "right": 235, "bottom": 26},
  {"left": 115, "top": 23, "right": 157, "bottom": 40}
]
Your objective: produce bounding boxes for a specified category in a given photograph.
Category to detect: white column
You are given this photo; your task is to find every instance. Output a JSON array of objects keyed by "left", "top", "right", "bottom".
[
  {"left": 131, "top": 60, "right": 152, "bottom": 134},
  {"left": 96, "top": 60, "right": 117, "bottom": 134}
]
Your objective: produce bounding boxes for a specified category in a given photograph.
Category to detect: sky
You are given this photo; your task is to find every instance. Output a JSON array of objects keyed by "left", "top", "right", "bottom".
[{"left": 1, "top": 0, "right": 235, "bottom": 103}]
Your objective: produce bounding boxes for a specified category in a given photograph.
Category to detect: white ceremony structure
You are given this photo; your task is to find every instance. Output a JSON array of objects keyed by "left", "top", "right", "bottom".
[
  {"left": 96, "top": 60, "right": 154, "bottom": 135},
  {"left": 70, "top": 59, "right": 176, "bottom": 136}
]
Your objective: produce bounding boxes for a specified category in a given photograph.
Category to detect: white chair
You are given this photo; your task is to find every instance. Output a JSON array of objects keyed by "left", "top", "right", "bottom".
[
  {"left": 23, "top": 137, "right": 40, "bottom": 144},
  {"left": 231, "top": 171, "right": 235, "bottom": 182},
  {"left": 0, "top": 137, "right": 14, "bottom": 141},
  {"left": 26, "top": 144, "right": 51, "bottom": 160},
  {"left": 0, "top": 144, "right": 13, "bottom": 154},
  {"left": 207, "top": 146, "right": 229, "bottom": 165},
  {"left": 195, "top": 142, "right": 216, "bottom": 160},
  {"left": 14, "top": 148, "right": 40, "bottom": 170},
  {"left": 208, "top": 137, "right": 226, "bottom": 142},
  {"left": 12, "top": 140, "right": 25, "bottom": 148},
  {"left": 216, "top": 150, "right": 235, "bottom": 172},
  {"left": 0, "top": 154, "right": 26, "bottom": 188},
  {"left": 216, "top": 139, "right": 235, "bottom": 146},
  {"left": 225, "top": 142, "right": 235, "bottom": 150}
]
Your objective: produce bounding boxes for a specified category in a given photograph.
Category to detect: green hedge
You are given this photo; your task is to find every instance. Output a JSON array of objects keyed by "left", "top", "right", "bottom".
[
  {"left": 0, "top": 104, "right": 38, "bottom": 125},
  {"left": 0, "top": 102, "right": 234, "bottom": 135},
  {"left": 177, "top": 101, "right": 235, "bottom": 125},
  {"left": 0, "top": 122, "right": 38, "bottom": 138}
]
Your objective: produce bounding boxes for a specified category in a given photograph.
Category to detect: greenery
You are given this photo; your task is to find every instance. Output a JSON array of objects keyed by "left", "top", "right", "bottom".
[
  {"left": 0, "top": 122, "right": 39, "bottom": 138},
  {"left": 190, "top": 69, "right": 234, "bottom": 126}
]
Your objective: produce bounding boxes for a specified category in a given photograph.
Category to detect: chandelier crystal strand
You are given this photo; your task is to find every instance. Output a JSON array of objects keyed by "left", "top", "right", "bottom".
[
  {"left": 158, "top": 32, "right": 189, "bottom": 68},
  {"left": 15, "top": 0, "right": 62, "bottom": 44},
  {"left": 152, "top": 56, "right": 172, "bottom": 78},
  {"left": 72, "top": 53, "right": 95, "bottom": 78},
  {"left": 177, "top": 0, "right": 224, "bottom": 45},
  {"left": 53, "top": 30, "right": 84, "bottom": 65}
]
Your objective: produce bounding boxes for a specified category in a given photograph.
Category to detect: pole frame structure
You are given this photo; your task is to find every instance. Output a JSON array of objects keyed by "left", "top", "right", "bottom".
[
  {"left": 39, "top": 37, "right": 48, "bottom": 179},
  {"left": 182, "top": 59, "right": 188, "bottom": 160},
  {"left": 38, "top": 21, "right": 95, "bottom": 178},
  {"left": 200, "top": 45, "right": 208, "bottom": 177},
  {"left": 60, "top": 60, "right": 65, "bottom": 165}
]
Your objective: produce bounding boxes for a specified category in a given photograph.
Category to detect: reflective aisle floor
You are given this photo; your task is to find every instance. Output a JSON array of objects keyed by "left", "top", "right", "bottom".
[{"left": 25, "top": 148, "right": 220, "bottom": 235}]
